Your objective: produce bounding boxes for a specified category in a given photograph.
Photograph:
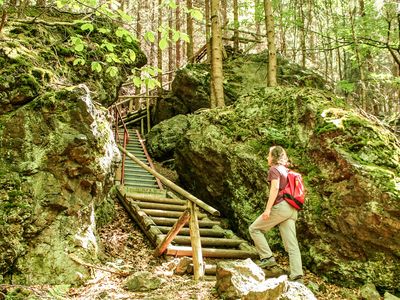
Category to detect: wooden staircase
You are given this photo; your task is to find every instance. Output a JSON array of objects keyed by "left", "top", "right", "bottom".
[{"left": 115, "top": 128, "right": 258, "bottom": 277}]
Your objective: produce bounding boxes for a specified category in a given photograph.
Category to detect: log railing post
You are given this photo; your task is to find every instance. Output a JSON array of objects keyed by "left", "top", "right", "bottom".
[
  {"left": 188, "top": 200, "right": 204, "bottom": 281},
  {"left": 154, "top": 209, "right": 190, "bottom": 256}
]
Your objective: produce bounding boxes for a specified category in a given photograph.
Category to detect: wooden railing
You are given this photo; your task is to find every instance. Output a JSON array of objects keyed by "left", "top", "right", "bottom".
[
  {"left": 118, "top": 145, "right": 220, "bottom": 281},
  {"left": 111, "top": 106, "right": 129, "bottom": 185}
]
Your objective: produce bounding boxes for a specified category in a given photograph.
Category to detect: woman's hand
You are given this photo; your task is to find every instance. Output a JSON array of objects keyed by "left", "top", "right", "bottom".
[{"left": 262, "top": 209, "right": 271, "bottom": 220}]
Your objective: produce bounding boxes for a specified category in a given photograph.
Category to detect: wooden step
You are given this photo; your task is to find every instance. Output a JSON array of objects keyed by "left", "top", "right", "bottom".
[
  {"left": 142, "top": 209, "right": 206, "bottom": 219},
  {"left": 166, "top": 245, "right": 258, "bottom": 259},
  {"left": 157, "top": 226, "right": 225, "bottom": 238},
  {"left": 125, "top": 182, "right": 158, "bottom": 188},
  {"left": 124, "top": 176, "right": 157, "bottom": 184},
  {"left": 127, "top": 193, "right": 186, "bottom": 205},
  {"left": 131, "top": 201, "right": 187, "bottom": 211},
  {"left": 151, "top": 217, "right": 220, "bottom": 227},
  {"left": 161, "top": 234, "right": 246, "bottom": 247}
]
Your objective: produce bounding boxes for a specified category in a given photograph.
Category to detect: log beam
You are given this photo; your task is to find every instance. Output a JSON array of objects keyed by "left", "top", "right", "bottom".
[{"left": 154, "top": 209, "right": 191, "bottom": 256}]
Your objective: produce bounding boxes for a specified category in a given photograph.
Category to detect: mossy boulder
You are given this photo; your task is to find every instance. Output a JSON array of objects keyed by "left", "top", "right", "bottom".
[
  {"left": 153, "top": 53, "right": 326, "bottom": 124},
  {"left": 1, "top": 12, "right": 146, "bottom": 112},
  {"left": 147, "top": 87, "right": 400, "bottom": 293},
  {"left": 0, "top": 11, "right": 145, "bottom": 285}
]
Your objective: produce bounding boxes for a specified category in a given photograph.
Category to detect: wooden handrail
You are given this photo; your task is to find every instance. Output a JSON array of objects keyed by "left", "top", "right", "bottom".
[
  {"left": 135, "top": 130, "right": 163, "bottom": 190},
  {"left": 118, "top": 145, "right": 220, "bottom": 216}
]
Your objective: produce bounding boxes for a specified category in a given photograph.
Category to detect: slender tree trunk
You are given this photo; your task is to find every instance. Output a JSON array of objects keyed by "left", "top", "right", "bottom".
[
  {"left": 158, "top": 0, "right": 163, "bottom": 91},
  {"left": 175, "top": 0, "right": 181, "bottom": 68},
  {"left": 186, "top": 0, "right": 194, "bottom": 62},
  {"left": 210, "top": 0, "right": 225, "bottom": 107},
  {"left": 276, "top": 1, "right": 287, "bottom": 56},
  {"left": 221, "top": 0, "right": 228, "bottom": 38},
  {"left": 205, "top": 0, "right": 211, "bottom": 63},
  {"left": 299, "top": 0, "right": 306, "bottom": 68},
  {"left": 135, "top": 0, "right": 142, "bottom": 95},
  {"left": 168, "top": 8, "right": 173, "bottom": 84},
  {"left": 0, "top": 7, "right": 7, "bottom": 33},
  {"left": 263, "top": 0, "right": 277, "bottom": 87},
  {"left": 233, "top": 0, "right": 239, "bottom": 52}
]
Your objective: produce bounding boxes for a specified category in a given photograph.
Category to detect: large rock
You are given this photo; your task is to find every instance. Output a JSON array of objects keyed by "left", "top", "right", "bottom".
[
  {"left": 215, "top": 259, "right": 287, "bottom": 300},
  {"left": 147, "top": 87, "right": 400, "bottom": 292},
  {"left": 153, "top": 54, "right": 326, "bottom": 124},
  {"left": 0, "top": 13, "right": 145, "bottom": 284}
]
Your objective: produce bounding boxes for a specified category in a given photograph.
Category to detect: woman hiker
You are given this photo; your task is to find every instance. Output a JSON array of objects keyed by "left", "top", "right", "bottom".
[{"left": 249, "top": 146, "right": 303, "bottom": 282}]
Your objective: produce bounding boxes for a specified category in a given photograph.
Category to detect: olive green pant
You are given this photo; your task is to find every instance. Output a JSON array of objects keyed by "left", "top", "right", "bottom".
[{"left": 249, "top": 200, "right": 303, "bottom": 279}]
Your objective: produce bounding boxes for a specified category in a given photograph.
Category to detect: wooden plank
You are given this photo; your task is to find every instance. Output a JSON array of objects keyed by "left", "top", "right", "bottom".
[
  {"left": 159, "top": 235, "right": 246, "bottom": 247},
  {"left": 154, "top": 209, "right": 191, "bottom": 256},
  {"left": 132, "top": 201, "right": 186, "bottom": 212},
  {"left": 157, "top": 226, "right": 225, "bottom": 238},
  {"left": 212, "top": 225, "right": 256, "bottom": 252},
  {"left": 151, "top": 217, "right": 220, "bottom": 227},
  {"left": 142, "top": 209, "right": 206, "bottom": 219},
  {"left": 126, "top": 192, "right": 186, "bottom": 205},
  {"left": 188, "top": 201, "right": 204, "bottom": 281},
  {"left": 166, "top": 245, "right": 259, "bottom": 259}
]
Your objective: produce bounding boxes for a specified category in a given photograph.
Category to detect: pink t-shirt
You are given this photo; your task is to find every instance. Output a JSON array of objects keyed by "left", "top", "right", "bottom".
[{"left": 267, "top": 165, "right": 288, "bottom": 205}]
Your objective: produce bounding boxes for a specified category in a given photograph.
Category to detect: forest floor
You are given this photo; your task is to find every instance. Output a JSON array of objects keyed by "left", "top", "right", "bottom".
[{"left": 65, "top": 202, "right": 361, "bottom": 300}]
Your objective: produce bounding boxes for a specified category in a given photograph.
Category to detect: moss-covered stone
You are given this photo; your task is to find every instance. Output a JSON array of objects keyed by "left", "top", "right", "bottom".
[
  {"left": 148, "top": 86, "right": 400, "bottom": 292},
  {"left": 0, "top": 11, "right": 132, "bottom": 285}
]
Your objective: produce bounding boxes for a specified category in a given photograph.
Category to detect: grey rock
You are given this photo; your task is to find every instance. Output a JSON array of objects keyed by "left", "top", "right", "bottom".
[
  {"left": 124, "top": 271, "right": 163, "bottom": 292},
  {"left": 360, "top": 283, "right": 381, "bottom": 300}
]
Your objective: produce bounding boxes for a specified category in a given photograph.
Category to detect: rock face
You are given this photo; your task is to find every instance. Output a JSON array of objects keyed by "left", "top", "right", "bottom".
[
  {"left": 0, "top": 13, "right": 145, "bottom": 284},
  {"left": 147, "top": 87, "right": 400, "bottom": 292}
]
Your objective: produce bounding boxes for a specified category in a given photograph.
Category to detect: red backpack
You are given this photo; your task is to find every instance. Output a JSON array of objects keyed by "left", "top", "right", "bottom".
[{"left": 279, "top": 169, "right": 305, "bottom": 210}]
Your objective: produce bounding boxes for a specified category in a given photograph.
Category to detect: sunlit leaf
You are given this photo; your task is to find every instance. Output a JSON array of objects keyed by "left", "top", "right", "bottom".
[
  {"left": 180, "top": 32, "right": 190, "bottom": 43},
  {"left": 81, "top": 23, "right": 94, "bottom": 32},
  {"left": 106, "top": 53, "right": 122, "bottom": 63},
  {"left": 129, "top": 50, "right": 136, "bottom": 62},
  {"left": 144, "top": 31, "right": 156, "bottom": 43},
  {"left": 115, "top": 28, "right": 125, "bottom": 38},
  {"left": 91, "top": 61, "right": 102, "bottom": 73},
  {"left": 106, "top": 66, "right": 119, "bottom": 77},
  {"left": 172, "top": 31, "right": 180, "bottom": 42},
  {"left": 98, "top": 28, "right": 111, "bottom": 34},
  {"left": 133, "top": 76, "right": 142, "bottom": 87},
  {"left": 190, "top": 9, "right": 203, "bottom": 21},
  {"left": 159, "top": 38, "right": 168, "bottom": 50},
  {"left": 74, "top": 44, "right": 84, "bottom": 52}
]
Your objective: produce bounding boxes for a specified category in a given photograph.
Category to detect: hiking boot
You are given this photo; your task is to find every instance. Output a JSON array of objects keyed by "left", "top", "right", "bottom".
[{"left": 258, "top": 257, "right": 277, "bottom": 268}]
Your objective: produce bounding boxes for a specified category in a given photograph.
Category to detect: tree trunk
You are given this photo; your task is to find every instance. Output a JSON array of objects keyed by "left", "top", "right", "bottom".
[
  {"left": 233, "top": 0, "right": 239, "bottom": 52},
  {"left": 205, "top": 0, "right": 211, "bottom": 63},
  {"left": 157, "top": 0, "right": 163, "bottom": 91},
  {"left": 186, "top": 0, "right": 194, "bottom": 62},
  {"left": 263, "top": 0, "right": 277, "bottom": 87},
  {"left": 210, "top": 0, "right": 225, "bottom": 108},
  {"left": 168, "top": 8, "right": 173, "bottom": 84},
  {"left": 135, "top": 0, "right": 142, "bottom": 95},
  {"left": 176, "top": 0, "right": 181, "bottom": 67},
  {"left": 220, "top": 0, "right": 228, "bottom": 38}
]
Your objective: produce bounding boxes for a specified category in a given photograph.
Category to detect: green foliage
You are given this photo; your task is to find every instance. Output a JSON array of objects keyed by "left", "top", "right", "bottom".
[
  {"left": 337, "top": 80, "right": 356, "bottom": 94},
  {"left": 91, "top": 61, "right": 102, "bottom": 73}
]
